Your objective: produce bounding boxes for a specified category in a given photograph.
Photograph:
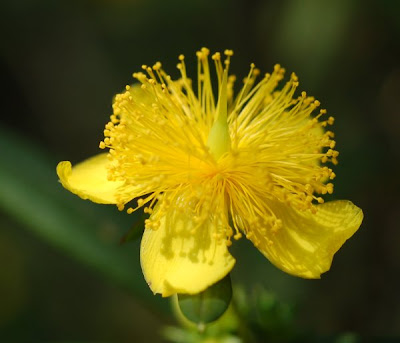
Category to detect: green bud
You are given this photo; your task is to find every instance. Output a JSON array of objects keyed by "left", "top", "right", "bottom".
[{"left": 177, "top": 274, "right": 232, "bottom": 325}]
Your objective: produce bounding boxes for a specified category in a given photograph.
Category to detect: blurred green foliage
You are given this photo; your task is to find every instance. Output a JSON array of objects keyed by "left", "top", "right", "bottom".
[{"left": 1, "top": 0, "right": 400, "bottom": 342}]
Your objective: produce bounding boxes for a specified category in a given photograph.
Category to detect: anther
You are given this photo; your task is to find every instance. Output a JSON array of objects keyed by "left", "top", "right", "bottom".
[
  {"left": 144, "top": 207, "right": 153, "bottom": 214},
  {"left": 153, "top": 62, "right": 162, "bottom": 70},
  {"left": 212, "top": 52, "right": 221, "bottom": 60},
  {"left": 234, "top": 232, "right": 242, "bottom": 240}
]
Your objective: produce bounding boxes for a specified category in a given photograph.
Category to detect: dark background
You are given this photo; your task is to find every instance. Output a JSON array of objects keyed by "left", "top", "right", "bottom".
[{"left": 1, "top": 0, "right": 399, "bottom": 342}]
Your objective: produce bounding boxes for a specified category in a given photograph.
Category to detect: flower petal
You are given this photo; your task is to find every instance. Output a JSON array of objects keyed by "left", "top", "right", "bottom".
[
  {"left": 56, "top": 153, "right": 124, "bottom": 204},
  {"left": 248, "top": 200, "right": 363, "bottom": 278},
  {"left": 140, "top": 206, "right": 236, "bottom": 297}
]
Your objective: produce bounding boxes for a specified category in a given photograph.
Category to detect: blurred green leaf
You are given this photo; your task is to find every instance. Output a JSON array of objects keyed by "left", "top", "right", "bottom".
[
  {"left": 120, "top": 212, "right": 146, "bottom": 244},
  {"left": 273, "top": 0, "right": 357, "bottom": 88},
  {"left": 0, "top": 125, "right": 168, "bottom": 313},
  {"left": 334, "top": 333, "right": 359, "bottom": 343}
]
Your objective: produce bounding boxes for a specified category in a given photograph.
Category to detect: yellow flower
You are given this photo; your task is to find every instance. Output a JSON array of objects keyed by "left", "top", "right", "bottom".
[{"left": 57, "top": 48, "right": 363, "bottom": 297}]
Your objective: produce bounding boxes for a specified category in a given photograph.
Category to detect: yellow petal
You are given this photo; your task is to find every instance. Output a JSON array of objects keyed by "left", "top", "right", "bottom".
[
  {"left": 248, "top": 200, "right": 363, "bottom": 278},
  {"left": 140, "top": 205, "right": 236, "bottom": 297},
  {"left": 56, "top": 153, "right": 124, "bottom": 204}
]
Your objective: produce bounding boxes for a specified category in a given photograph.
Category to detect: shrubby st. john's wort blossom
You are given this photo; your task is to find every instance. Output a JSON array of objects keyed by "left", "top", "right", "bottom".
[{"left": 57, "top": 48, "right": 363, "bottom": 297}]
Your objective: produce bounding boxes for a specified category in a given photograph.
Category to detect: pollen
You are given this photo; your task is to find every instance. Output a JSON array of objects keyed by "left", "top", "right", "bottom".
[{"left": 99, "top": 48, "right": 339, "bottom": 248}]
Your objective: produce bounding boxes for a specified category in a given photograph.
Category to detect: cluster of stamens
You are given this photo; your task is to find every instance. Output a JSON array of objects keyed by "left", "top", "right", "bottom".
[{"left": 98, "top": 47, "right": 339, "bottom": 247}]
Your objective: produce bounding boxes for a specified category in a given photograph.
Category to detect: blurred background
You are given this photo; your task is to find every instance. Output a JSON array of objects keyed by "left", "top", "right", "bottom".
[{"left": 1, "top": 0, "right": 399, "bottom": 342}]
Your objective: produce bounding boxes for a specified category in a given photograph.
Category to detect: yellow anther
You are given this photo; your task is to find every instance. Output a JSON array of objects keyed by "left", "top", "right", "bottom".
[
  {"left": 326, "top": 183, "right": 334, "bottom": 194},
  {"left": 212, "top": 52, "right": 221, "bottom": 60},
  {"left": 234, "top": 232, "right": 242, "bottom": 240},
  {"left": 333, "top": 150, "right": 339, "bottom": 158},
  {"left": 144, "top": 207, "right": 153, "bottom": 214},
  {"left": 153, "top": 62, "right": 162, "bottom": 70}
]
